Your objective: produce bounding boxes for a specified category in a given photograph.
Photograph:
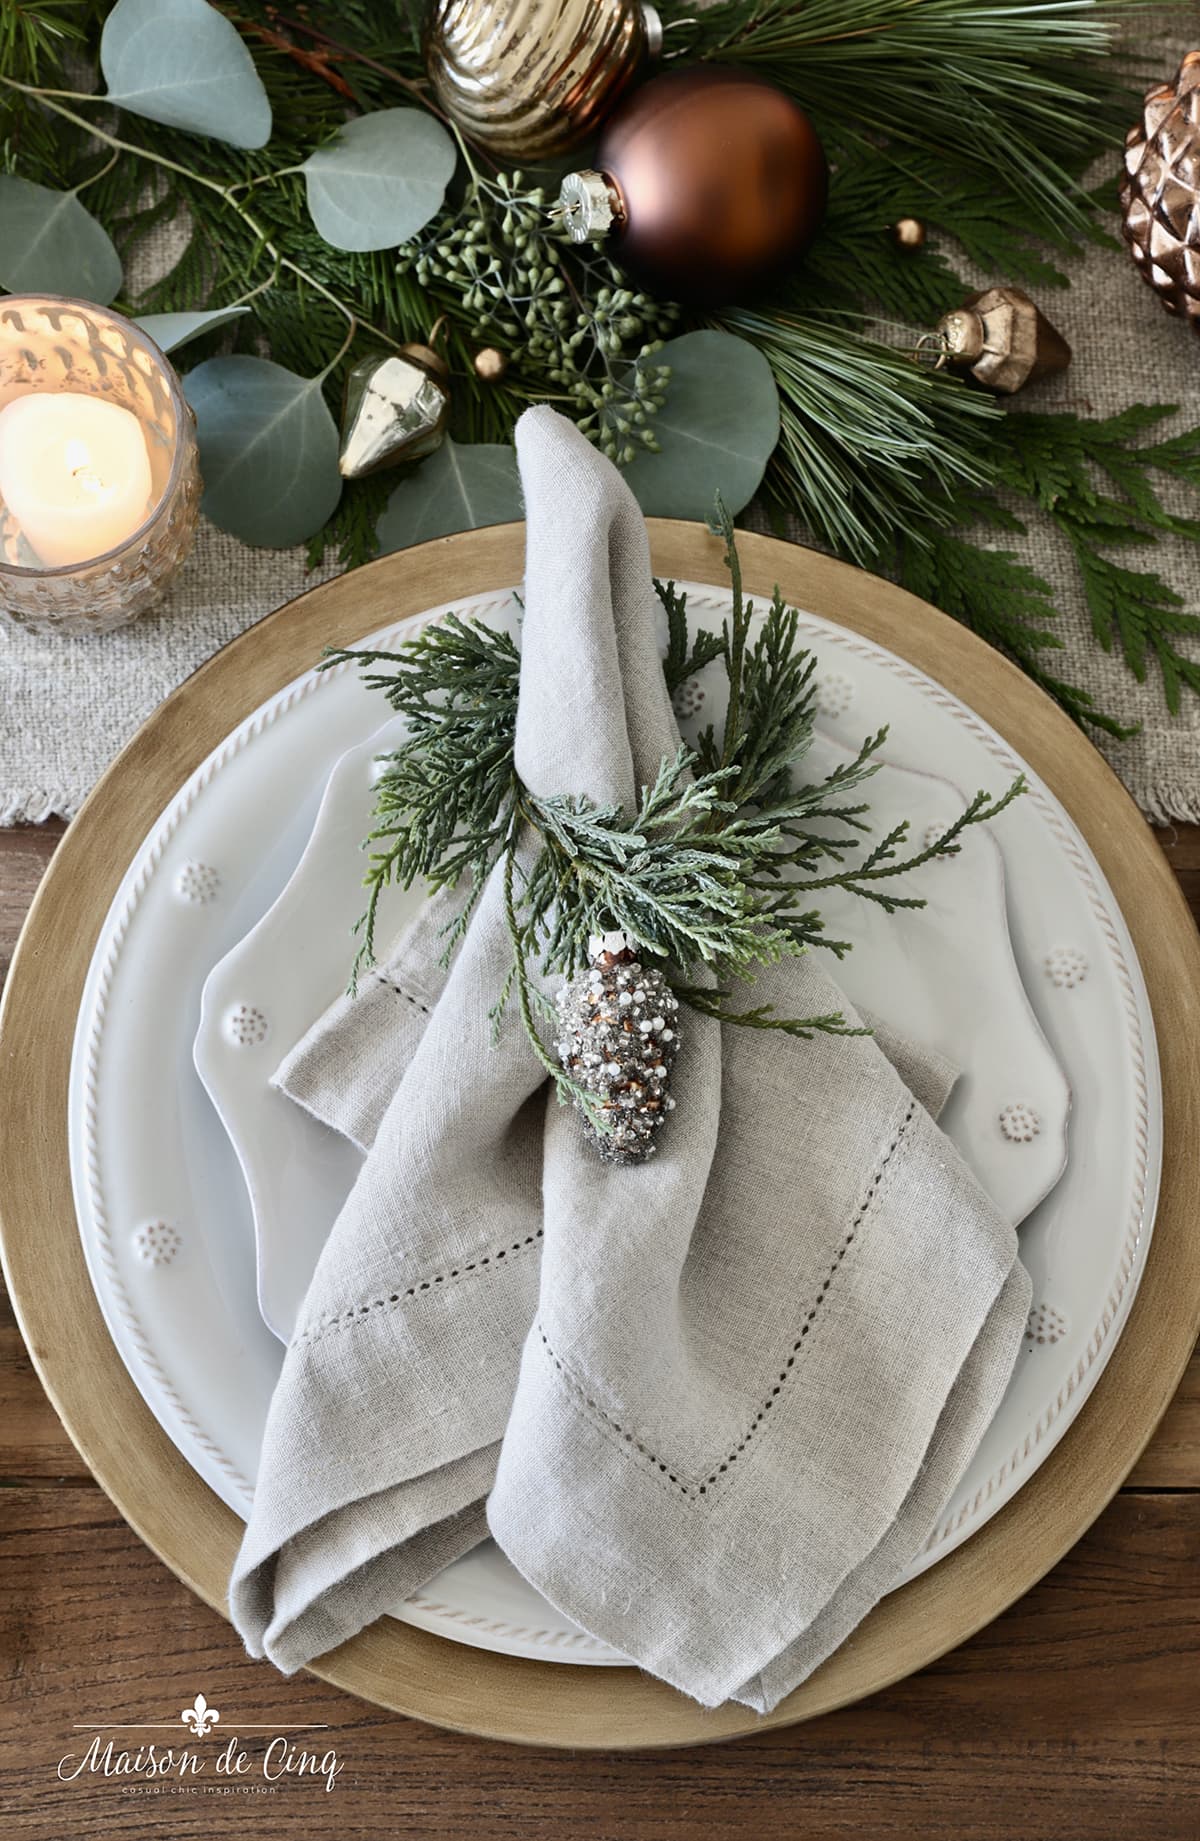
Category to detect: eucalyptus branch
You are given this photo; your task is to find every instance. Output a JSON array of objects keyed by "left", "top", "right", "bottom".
[{"left": 0, "top": 73, "right": 405, "bottom": 348}]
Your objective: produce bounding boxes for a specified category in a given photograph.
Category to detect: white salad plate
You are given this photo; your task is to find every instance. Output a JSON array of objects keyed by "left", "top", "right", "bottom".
[{"left": 69, "top": 583, "right": 1161, "bottom": 1668}]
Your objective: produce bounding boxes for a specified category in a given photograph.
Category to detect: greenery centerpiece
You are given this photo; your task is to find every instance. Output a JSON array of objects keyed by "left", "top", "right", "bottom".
[{"left": 2, "top": 0, "right": 1199, "bottom": 733}]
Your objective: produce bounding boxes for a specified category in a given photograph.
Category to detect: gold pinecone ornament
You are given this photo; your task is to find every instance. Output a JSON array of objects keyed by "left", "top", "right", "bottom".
[{"left": 1120, "top": 49, "right": 1200, "bottom": 331}]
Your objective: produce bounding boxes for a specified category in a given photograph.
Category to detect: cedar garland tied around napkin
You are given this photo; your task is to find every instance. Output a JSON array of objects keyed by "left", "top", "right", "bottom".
[{"left": 324, "top": 506, "right": 1022, "bottom": 1160}]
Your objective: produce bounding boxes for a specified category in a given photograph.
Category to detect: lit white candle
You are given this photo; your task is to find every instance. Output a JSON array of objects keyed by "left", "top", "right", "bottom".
[{"left": 0, "top": 391, "right": 154, "bottom": 569}]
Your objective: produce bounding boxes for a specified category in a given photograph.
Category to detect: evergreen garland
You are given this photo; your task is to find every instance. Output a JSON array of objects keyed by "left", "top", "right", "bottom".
[{"left": 1, "top": 0, "right": 1197, "bottom": 734}]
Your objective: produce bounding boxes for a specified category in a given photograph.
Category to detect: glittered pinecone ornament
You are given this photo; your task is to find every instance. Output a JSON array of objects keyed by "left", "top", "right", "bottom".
[
  {"left": 933, "top": 286, "right": 1071, "bottom": 394},
  {"left": 425, "top": 0, "right": 661, "bottom": 161},
  {"left": 338, "top": 338, "right": 450, "bottom": 479},
  {"left": 1120, "top": 50, "right": 1200, "bottom": 330},
  {"left": 554, "top": 932, "right": 680, "bottom": 1163}
]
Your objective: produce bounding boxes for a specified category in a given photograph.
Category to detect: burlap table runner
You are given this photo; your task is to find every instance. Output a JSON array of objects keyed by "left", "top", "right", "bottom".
[{"left": 2, "top": 28, "right": 1196, "bottom": 825}]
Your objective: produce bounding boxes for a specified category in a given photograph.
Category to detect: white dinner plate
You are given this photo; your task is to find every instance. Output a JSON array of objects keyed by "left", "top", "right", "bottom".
[{"left": 68, "top": 583, "right": 1161, "bottom": 1667}]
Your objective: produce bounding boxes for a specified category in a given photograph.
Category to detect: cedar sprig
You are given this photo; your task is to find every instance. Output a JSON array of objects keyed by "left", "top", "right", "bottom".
[{"left": 327, "top": 507, "right": 1022, "bottom": 1105}]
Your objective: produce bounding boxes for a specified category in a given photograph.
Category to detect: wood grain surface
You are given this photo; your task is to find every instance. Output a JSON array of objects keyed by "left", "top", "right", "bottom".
[{"left": 1, "top": 547, "right": 1198, "bottom": 1830}]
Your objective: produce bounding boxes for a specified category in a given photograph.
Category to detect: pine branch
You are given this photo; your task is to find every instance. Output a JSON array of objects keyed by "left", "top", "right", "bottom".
[
  {"left": 717, "top": 311, "right": 1004, "bottom": 560},
  {"left": 672, "top": 0, "right": 1147, "bottom": 249},
  {"left": 0, "top": 0, "right": 100, "bottom": 79},
  {"left": 792, "top": 152, "right": 1077, "bottom": 325},
  {"left": 673, "top": 988, "right": 870, "bottom": 1039}
]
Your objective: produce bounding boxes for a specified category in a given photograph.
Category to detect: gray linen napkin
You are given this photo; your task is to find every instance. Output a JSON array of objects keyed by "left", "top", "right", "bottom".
[{"left": 231, "top": 406, "right": 1031, "bottom": 1710}]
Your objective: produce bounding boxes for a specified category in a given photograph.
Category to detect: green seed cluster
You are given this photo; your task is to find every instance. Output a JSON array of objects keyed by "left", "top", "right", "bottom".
[{"left": 397, "top": 171, "right": 678, "bottom": 463}]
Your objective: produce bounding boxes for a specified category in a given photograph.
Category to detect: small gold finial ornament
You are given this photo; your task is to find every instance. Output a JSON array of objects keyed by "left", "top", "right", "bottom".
[
  {"left": 425, "top": 0, "right": 661, "bottom": 160},
  {"left": 932, "top": 286, "right": 1071, "bottom": 394},
  {"left": 1120, "top": 49, "right": 1200, "bottom": 329},
  {"left": 890, "top": 216, "right": 927, "bottom": 250},
  {"left": 338, "top": 325, "right": 451, "bottom": 479},
  {"left": 472, "top": 346, "right": 510, "bottom": 382}
]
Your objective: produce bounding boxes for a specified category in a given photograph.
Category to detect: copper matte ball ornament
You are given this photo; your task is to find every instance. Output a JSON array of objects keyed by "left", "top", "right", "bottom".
[{"left": 557, "top": 67, "right": 828, "bottom": 306}]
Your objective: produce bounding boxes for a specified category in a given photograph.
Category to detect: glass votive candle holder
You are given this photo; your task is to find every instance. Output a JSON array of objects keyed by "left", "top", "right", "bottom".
[{"left": 0, "top": 294, "right": 202, "bottom": 635}]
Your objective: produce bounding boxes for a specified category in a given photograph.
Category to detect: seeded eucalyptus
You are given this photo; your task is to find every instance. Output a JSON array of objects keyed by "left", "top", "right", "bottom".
[{"left": 397, "top": 165, "right": 677, "bottom": 464}]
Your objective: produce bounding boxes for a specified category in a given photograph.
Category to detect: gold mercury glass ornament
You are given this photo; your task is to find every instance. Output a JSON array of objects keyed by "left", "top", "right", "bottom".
[
  {"left": 890, "top": 216, "right": 927, "bottom": 250},
  {"left": 473, "top": 346, "right": 509, "bottom": 381},
  {"left": 338, "top": 331, "right": 451, "bottom": 479},
  {"left": 425, "top": 0, "right": 662, "bottom": 160},
  {"left": 926, "top": 286, "right": 1071, "bottom": 395}
]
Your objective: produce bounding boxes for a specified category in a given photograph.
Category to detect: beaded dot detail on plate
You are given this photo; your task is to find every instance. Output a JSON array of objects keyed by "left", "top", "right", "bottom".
[
  {"left": 999, "top": 1102, "right": 1041, "bottom": 1143},
  {"left": 176, "top": 861, "right": 221, "bottom": 905},
  {"left": 1025, "top": 1301, "right": 1068, "bottom": 1345},
  {"left": 815, "top": 672, "right": 854, "bottom": 717},
  {"left": 672, "top": 677, "right": 705, "bottom": 721},
  {"left": 922, "top": 820, "right": 959, "bottom": 858},
  {"left": 225, "top": 1003, "right": 269, "bottom": 1047},
  {"left": 1045, "top": 946, "right": 1088, "bottom": 989},
  {"left": 134, "top": 1221, "right": 182, "bottom": 1267}
]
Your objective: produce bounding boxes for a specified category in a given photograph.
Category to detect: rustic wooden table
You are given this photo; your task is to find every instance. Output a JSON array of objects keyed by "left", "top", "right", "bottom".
[{"left": 2, "top": 818, "right": 1197, "bottom": 1840}]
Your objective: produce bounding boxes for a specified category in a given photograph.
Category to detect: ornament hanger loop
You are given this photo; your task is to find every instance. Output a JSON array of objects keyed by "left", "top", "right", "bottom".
[
  {"left": 660, "top": 14, "right": 698, "bottom": 58},
  {"left": 914, "top": 332, "right": 950, "bottom": 371}
]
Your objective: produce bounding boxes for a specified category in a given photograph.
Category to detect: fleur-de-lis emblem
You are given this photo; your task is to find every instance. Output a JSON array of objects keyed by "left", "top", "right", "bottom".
[{"left": 180, "top": 1693, "right": 220, "bottom": 1738}]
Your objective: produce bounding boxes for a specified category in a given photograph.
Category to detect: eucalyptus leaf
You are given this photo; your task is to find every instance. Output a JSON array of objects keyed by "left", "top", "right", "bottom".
[
  {"left": 620, "top": 331, "right": 780, "bottom": 519},
  {"left": 377, "top": 440, "right": 522, "bottom": 550},
  {"left": 101, "top": 0, "right": 272, "bottom": 149},
  {"left": 185, "top": 355, "right": 341, "bottom": 547},
  {"left": 136, "top": 306, "right": 249, "bottom": 353},
  {"left": 0, "top": 176, "right": 122, "bottom": 304},
  {"left": 302, "top": 110, "right": 457, "bottom": 253}
]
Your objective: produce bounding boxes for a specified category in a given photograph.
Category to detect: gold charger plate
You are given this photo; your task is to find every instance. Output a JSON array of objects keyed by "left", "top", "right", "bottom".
[{"left": 2, "top": 521, "right": 1199, "bottom": 1749}]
